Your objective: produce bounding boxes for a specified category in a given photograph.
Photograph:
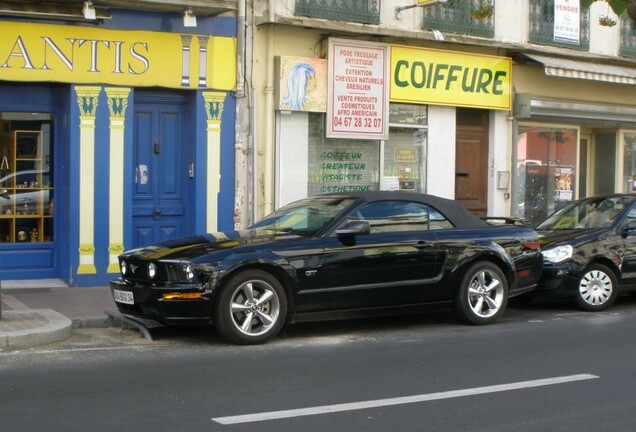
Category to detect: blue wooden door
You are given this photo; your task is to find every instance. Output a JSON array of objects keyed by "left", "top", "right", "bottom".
[{"left": 133, "top": 93, "right": 190, "bottom": 248}]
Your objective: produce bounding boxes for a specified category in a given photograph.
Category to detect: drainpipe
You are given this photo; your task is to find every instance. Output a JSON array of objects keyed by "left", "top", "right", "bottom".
[
  {"left": 510, "top": 115, "right": 519, "bottom": 218},
  {"left": 263, "top": 0, "right": 276, "bottom": 216},
  {"left": 234, "top": 0, "right": 250, "bottom": 229}
]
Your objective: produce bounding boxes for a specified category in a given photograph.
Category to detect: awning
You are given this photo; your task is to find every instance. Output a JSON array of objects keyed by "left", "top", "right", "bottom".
[{"left": 525, "top": 53, "right": 636, "bottom": 85}]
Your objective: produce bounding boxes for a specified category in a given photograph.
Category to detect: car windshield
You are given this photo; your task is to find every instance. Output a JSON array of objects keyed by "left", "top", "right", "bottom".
[
  {"left": 249, "top": 196, "right": 355, "bottom": 236},
  {"left": 536, "top": 196, "right": 633, "bottom": 230}
]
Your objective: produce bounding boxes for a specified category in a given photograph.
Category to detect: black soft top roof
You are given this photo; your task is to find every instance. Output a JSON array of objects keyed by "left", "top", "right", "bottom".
[{"left": 321, "top": 191, "right": 488, "bottom": 229}]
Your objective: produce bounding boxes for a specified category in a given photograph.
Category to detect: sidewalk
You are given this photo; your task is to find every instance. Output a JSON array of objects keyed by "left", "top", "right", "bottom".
[{"left": 0, "top": 279, "right": 113, "bottom": 350}]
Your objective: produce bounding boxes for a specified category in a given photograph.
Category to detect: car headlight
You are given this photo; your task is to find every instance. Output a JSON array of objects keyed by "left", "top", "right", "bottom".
[
  {"left": 120, "top": 260, "right": 127, "bottom": 275},
  {"left": 542, "top": 245, "right": 573, "bottom": 263},
  {"left": 184, "top": 264, "right": 195, "bottom": 282},
  {"left": 148, "top": 262, "right": 157, "bottom": 279}
]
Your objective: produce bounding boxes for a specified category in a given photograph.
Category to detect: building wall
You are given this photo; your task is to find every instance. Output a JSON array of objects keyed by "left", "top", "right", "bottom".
[{"left": 249, "top": 0, "right": 636, "bottom": 224}]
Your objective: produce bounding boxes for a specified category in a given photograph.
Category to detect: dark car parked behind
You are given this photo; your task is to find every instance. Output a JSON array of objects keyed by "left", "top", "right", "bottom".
[
  {"left": 111, "top": 191, "right": 543, "bottom": 344},
  {"left": 535, "top": 193, "right": 636, "bottom": 310}
]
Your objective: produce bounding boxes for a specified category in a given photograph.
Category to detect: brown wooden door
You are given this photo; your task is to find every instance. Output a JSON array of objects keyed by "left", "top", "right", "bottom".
[{"left": 455, "top": 109, "right": 489, "bottom": 218}]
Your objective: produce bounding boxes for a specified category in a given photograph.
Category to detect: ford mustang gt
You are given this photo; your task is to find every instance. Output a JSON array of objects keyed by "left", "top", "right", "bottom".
[{"left": 111, "top": 191, "right": 542, "bottom": 344}]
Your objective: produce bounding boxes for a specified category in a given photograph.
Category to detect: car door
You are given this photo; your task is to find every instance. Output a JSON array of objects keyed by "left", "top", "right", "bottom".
[
  {"left": 618, "top": 204, "right": 636, "bottom": 287},
  {"left": 319, "top": 200, "right": 446, "bottom": 310}
]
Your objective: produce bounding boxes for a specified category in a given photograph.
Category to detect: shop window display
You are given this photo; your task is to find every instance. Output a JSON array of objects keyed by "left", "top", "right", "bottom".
[
  {"left": 307, "top": 113, "right": 380, "bottom": 196},
  {"left": 278, "top": 105, "right": 427, "bottom": 207},
  {"left": 383, "top": 104, "right": 427, "bottom": 193},
  {"left": 0, "top": 114, "right": 54, "bottom": 243},
  {"left": 515, "top": 125, "right": 577, "bottom": 225},
  {"left": 382, "top": 127, "right": 426, "bottom": 192}
]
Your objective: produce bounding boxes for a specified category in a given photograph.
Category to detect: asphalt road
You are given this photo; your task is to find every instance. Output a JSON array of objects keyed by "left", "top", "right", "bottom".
[{"left": 2, "top": 296, "right": 636, "bottom": 432}]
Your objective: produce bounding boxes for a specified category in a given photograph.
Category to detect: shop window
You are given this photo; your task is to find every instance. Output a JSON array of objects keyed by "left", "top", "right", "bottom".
[
  {"left": 623, "top": 132, "right": 636, "bottom": 192},
  {"left": 382, "top": 104, "right": 428, "bottom": 193},
  {"left": 307, "top": 113, "right": 380, "bottom": 196},
  {"left": 593, "top": 132, "right": 617, "bottom": 195},
  {"left": 514, "top": 125, "right": 578, "bottom": 225},
  {"left": 276, "top": 105, "right": 426, "bottom": 208},
  {"left": 0, "top": 113, "right": 54, "bottom": 243}
]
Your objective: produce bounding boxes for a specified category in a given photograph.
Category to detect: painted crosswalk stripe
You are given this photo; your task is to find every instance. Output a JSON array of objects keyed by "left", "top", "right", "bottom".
[{"left": 212, "top": 374, "right": 599, "bottom": 425}]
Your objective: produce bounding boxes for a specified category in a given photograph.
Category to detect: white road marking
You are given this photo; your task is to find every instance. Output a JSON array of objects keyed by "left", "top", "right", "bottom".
[
  {"left": 212, "top": 374, "right": 599, "bottom": 425},
  {"left": 0, "top": 345, "right": 153, "bottom": 355}
]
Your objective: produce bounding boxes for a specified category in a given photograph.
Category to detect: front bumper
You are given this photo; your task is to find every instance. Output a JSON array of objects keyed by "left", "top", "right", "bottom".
[
  {"left": 536, "top": 261, "right": 581, "bottom": 297},
  {"left": 110, "top": 279, "right": 214, "bottom": 325}
]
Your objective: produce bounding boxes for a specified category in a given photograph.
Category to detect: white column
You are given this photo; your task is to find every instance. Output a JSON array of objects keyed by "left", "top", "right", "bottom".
[
  {"left": 75, "top": 86, "right": 101, "bottom": 275},
  {"left": 203, "top": 92, "right": 227, "bottom": 233},
  {"left": 105, "top": 87, "right": 131, "bottom": 273}
]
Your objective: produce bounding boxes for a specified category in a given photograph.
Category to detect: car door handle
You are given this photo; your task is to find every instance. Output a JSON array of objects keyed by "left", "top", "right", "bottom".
[{"left": 415, "top": 241, "right": 431, "bottom": 248}]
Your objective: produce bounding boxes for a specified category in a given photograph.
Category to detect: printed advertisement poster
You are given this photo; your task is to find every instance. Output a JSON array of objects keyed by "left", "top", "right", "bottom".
[
  {"left": 555, "top": 166, "right": 574, "bottom": 202},
  {"left": 327, "top": 38, "right": 389, "bottom": 140},
  {"left": 554, "top": 0, "right": 580, "bottom": 45}
]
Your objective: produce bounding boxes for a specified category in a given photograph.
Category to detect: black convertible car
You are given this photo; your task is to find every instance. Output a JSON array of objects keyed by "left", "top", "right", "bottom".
[
  {"left": 111, "top": 191, "right": 542, "bottom": 344},
  {"left": 535, "top": 193, "right": 636, "bottom": 310}
]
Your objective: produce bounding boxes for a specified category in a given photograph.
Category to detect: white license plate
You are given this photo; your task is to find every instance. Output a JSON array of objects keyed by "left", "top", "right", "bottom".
[{"left": 113, "top": 289, "right": 134, "bottom": 305}]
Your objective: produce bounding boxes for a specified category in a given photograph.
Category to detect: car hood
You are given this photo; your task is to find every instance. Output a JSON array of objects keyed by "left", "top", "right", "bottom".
[
  {"left": 120, "top": 229, "right": 301, "bottom": 261},
  {"left": 537, "top": 229, "right": 594, "bottom": 249}
]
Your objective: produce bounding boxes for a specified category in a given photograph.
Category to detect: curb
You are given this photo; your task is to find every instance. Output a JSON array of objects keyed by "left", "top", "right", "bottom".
[
  {"left": 71, "top": 316, "right": 112, "bottom": 329},
  {"left": 0, "top": 309, "right": 73, "bottom": 350}
]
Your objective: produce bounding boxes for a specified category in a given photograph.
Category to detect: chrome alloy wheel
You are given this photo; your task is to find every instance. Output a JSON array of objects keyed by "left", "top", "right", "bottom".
[
  {"left": 579, "top": 269, "right": 613, "bottom": 307},
  {"left": 467, "top": 269, "right": 505, "bottom": 319},
  {"left": 229, "top": 279, "right": 281, "bottom": 337}
]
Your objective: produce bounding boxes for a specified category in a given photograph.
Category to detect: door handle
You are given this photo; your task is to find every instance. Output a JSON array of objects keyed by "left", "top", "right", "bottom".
[
  {"left": 415, "top": 241, "right": 431, "bottom": 248},
  {"left": 154, "top": 142, "right": 160, "bottom": 154},
  {"left": 154, "top": 207, "right": 161, "bottom": 215}
]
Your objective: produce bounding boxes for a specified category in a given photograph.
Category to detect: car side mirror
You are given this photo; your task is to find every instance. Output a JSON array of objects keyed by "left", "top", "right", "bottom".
[
  {"left": 622, "top": 221, "right": 636, "bottom": 238},
  {"left": 0, "top": 189, "right": 8, "bottom": 199},
  {"left": 336, "top": 220, "right": 370, "bottom": 236}
]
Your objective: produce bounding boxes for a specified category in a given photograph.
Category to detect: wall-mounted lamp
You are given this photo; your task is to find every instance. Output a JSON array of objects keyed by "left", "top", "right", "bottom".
[
  {"left": 183, "top": 8, "right": 197, "bottom": 27},
  {"left": 0, "top": 0, "right": 111, "bottom": 21},
  {"left": 431, "top": 29, "right": 444, "bottom": 40},
  {"left": 83, "top": 1, "right": 96, "bottom": 20},
  {"left": 395, "top": 0, "right": 447, "bottom": 19}
]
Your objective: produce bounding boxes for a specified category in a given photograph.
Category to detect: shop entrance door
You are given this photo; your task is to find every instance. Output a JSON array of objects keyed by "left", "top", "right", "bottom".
[
  {"left": 455, "top": 109, "right": 489, "bottom": 217},
  {"left": 132, "top": 93, "right": 190, "bottom": 248}
]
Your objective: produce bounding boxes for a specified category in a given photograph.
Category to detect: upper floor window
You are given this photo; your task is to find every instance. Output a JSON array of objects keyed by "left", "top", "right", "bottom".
[
  {"left": 620, "top": 14, "right": 636, "bottom": 58},
  {"left": 295, "top": 0, "right": 380, "bottom": 25},
  {"left": 423, "top": 0, "right": 495, "bottom": 38},
  {"left": 529, "top": 0, "right": 590, "bottom": 50}
]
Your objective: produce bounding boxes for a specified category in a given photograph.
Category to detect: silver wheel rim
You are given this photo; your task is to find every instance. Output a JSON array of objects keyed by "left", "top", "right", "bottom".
[
  {"left": 468, "top": 269, "right": 504, "bottom": 318},
  {"left": 230, "top": 279, "right": 280, "bottom": 337},
  {"left": 579, "top": 270, "right": 613, "bottom": 306}
]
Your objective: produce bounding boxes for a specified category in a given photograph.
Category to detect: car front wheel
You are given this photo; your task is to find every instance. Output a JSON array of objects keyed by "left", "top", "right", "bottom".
[
  {"left": 454, "top": 262, "right": 508, "bottom": 325},
  {"left": 213, "top": 270, "right": 287, "bottom": 345},
  {"left": 574, "top": 264, "right": 618, "bottom": 311}
]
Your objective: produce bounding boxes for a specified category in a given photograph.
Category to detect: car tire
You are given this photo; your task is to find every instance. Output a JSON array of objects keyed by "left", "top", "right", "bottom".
[
  {"left": 454, "top": 261, "right": 508, "bottom": 325},
  {"left": 213, "top": 269, "right": 287, "bottom": 345},
  {"left": 574, "top": 263, "right": 618, "bottom": 311}
]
